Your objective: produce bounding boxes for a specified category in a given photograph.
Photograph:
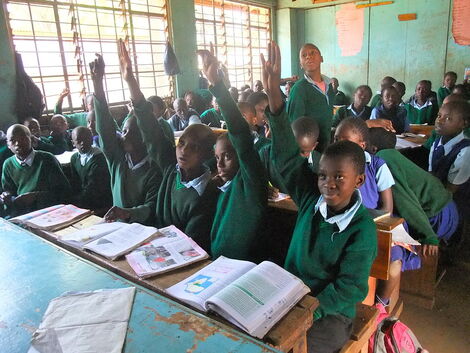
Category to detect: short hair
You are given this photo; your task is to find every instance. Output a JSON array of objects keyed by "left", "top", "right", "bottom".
[
  {"left": 215, "top": 132, "right": 234, "bottom": 151},
  {"left": 417, "top": 80, "right": 431, "bottom": 90},
  {"left": 147, "top": 95, "right": 166, "bottom": 111},
  {"left": 337, "top": 117, "right": 370, "bottom": 143},
  {"left": 173, "top": 97, "right": 186, "bottom": 107},
  {"left": 247, "top": 92, "right": 268, "bottom": 107},
  {"left": 393, "top": 81, "right": 406, "bottom": 93},
  {"left": 50, "top": 114, "right": 67, "bottom": 127},
  {"left": 354, "top": 85, "right": 373, "bottom": 97},
  {"left": 291, "top": 116, "right": 319, "bottom": 140},
  {"left": 424, "top": 80, "right": 433, "bottom": 89},
  {"left": 300, "top": 43, "right": 321, "bottom": 54},
  {"left": 181, "top": 124, "right": 216, "bottom": 159},
  {"left": 237, "top": 102, "right": 256, "bottom": 116},
  {"left": 444, "top": 71, "right": 457, "bottom": 80},
  {"left": 7, "top": 124, "right": 31, "bottom": 138},
  {"left": 452, "top": 84, "right": 466, "bottom": 95},
  {"left": 72, "top": 126, "right": 92, "bottom": 139},
  {"left": 239, "top": 89, "right": 253, "bottom": 102},
  {"left": 382, "top": 76, "right": 397, "bottom": 87},
  {"left": 381, "top": 85, "right": 399, "bottom": 97},
  {"left": 322, "top": 140, "right": 366, "bottom": 174},
  {"left": 443, "top": 93, "right": 467, "bottom": 104},
  {"left": 368, "top": 127, "right": 397, "bottom": 151},
  {"left": 444, "top": 100, "right": 470, "bottom": 125}
]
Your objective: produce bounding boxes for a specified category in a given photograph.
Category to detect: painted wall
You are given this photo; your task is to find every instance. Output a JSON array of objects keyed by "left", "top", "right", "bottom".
[{"left": 278, "top": 0, "right": 470, "bottom": 101}]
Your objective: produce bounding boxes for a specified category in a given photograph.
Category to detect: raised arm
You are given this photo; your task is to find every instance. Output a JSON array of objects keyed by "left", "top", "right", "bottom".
[{"left": 54, "top": 88, "right": 69, "bottom": 114}]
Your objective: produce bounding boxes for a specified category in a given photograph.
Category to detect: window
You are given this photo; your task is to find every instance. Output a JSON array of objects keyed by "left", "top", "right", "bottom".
[
  {"left": 6, "top": 0, "right": 172, "bottom": 113},
  {"left": 194, "top": 0, "right": 271, "bottom": 90}
]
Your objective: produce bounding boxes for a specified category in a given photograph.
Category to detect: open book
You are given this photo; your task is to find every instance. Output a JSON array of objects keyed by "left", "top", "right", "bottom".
[
  {"left": 10, "top": 204, "right": 92, "bottom": 231},
  {"left": 125, "top": 225, "right": 208, "bottom": 278},
  {"left": 166, "top": 256, "right": 310, "bottom": 338}
]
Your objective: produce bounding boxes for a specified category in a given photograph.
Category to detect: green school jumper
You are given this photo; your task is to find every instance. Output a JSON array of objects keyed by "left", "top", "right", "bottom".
[
  {"left": 404, "top": 102, "right": 438, "bottom": 125},
  {"left": 376, "top": 149, "right": 452, "bottom": 245},
  {"left": 133, "top": 100, "right": 219, "bottom": 252},
  {"left": 267, "top": 107, "right": 377, "bottom": 320},
  {"left": 94, "top": 98, "right": 160, "bottom": 225},
  {"left": 437, "top": 86, "right": 451, "bottom": 107},
  {"left": 54, "top": 102, "right": 88, "bottom": 129},
  {"left": 209, "top": 81, "right": 268, "bottom": 261},
  {"left": 121, "top": 112, "right": 174, "bottom": 146},
  {"left": 70, "top": 150, "right": 113, "bottom": 211},
  {"left": 38, "top": 133, "right": 73, "bottom": 155},
  {"left": 370, "top": 93, "right": 382, "bottom": 108},
  {"left": 200, "top": 108, "right": 223, "bottom": 128},
  {"left": 2, "top": 150, "right": 72, "bottom": 215},
  {"left": 287, "top": 77, "right": 335, "bottom": 153}
]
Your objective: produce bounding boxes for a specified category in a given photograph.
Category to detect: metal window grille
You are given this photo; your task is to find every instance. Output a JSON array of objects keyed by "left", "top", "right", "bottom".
[
  {"left": 6, "top": 0, "right": 172, "bottom": 113},
  {"left": 194, "top": 0, "right": 271, "bottom": 90}
]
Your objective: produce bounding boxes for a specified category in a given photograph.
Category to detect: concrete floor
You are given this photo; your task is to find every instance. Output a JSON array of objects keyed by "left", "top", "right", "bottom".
[{"left": 400, "top": 244, "right": 470, "bottom": 353}]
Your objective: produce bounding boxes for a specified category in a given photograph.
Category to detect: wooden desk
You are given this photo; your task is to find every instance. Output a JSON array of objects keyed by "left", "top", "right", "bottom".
[
  {"left": 28, "top": 217, "right": 319, "bottom": 352},
  {"left": 409, "top": 124, "right": 434, "bottom": 137},
  {"left": 0, "top": 219, "right": 279, "bottom": 353}
]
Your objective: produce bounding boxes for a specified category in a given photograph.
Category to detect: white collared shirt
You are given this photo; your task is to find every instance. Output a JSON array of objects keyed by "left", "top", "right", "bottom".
[
  {"left": 410, "top": 97, "right": 433, "bottom": 110},
  {"left": 16, "top": 149, "right": 35, "bottom": 167},
  {"left": 79, "top": 146, "right": 100, "bottom": 166},
  {"left": 218, "top": 179, "right": 232, "bottom": 193},
  {"left": 314, "top": 190, "right": 363, "bottom": 233},
  {"left": 347, "top": 104, "right": 367, "bottom": 118},
  {"left": 428, "top": 132, "right": 470, "bottom": 185},
  {"left": 176, "top": 165, "right": 212, "bottom": 196},
  {"left": 125, "top": 153, "right": 149, "bottom": 171},
  {"left": 364, "top": 151, "right": 395, "bottom": 191},
  {"left": 304, "top": 73, "right": 332, "bottom": 104}
]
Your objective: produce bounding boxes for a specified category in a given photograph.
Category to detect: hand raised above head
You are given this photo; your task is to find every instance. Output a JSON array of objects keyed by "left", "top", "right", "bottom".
[
  {"left": 260, "top": 41, "right": 283, "bottom": 114},
  {"left": 117, "top": 39, "right": 134, "bottom": 82},
  {"left": 59, "top": 87, "right": 70, "bottom": 100},
  {"left": 89, "top": 53, "right": 105, "bottom": 82},
  {"left": 197, "top": 43, "right": 221, "bottom": 86}
]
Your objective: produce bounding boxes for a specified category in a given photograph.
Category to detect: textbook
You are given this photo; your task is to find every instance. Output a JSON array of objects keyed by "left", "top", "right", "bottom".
[
  {"left": 125, "top": 225, "right": 209, "bottom": 279},
  {"left": 166, "top": 256, "right": 310, "bottom": 338},
  {"left": 10, "top": 204, "right": 92, "bottom": 231}
]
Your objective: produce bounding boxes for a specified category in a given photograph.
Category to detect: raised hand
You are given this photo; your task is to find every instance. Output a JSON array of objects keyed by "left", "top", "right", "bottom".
[
  {"left": 58, "top": 88, "right": 70, "bottom": 100},
  {"left": 117, "top": 39, "right": 134, "bottom": 82},
  {"left": 89, "top": 53, "right": 105, "bottom": 82},
  {"left": 197, "top": 43, "right": 221, "bottom": 86},
  {"left": 260, "top": 41, "right": 283, "bottom": 114}
]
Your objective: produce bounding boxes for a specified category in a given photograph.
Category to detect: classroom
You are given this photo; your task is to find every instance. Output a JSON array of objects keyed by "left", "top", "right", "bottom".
[{"left": 0, "top": 0, "right": 469, "bottom": 352}]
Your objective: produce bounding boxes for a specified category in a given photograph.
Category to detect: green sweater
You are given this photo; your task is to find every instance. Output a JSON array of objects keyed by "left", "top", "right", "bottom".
[
  {"left": 287, "top": 77, "right": 335, "bottom": 152},
  {"left": 209, "top": 81, "right": 268, "bottom": 261},
  {"left": 94, "top": 97, "right": 160, "bottom": 225},
  {"left": 267, "top": 107, "right": 377, "bottom": 320},
  {"left": 376, "top": 149, "right": 452, "bottom": 245},
  {"left": 370, "top": 93, "right": 382, "bottom": 108},
  {"left": 54, "top": 102, "right": 88, "bottom": 129},
  {"left": 38, "top": 133, "right": 73, "bottom": 155},
  {"left": 2, "top": 150, "right": 72, "bottom": 216},
  {"left": 133, "top": 100, "right": 219, "bottom": 251},
  {"left": 437, "top": 86, "right": 451, "bottom": 107},
  {"left": 404, "top": 103, "right": 438, "bottom": 125},
  {"left": 70, "top": 150, "right": 113, "bottom": 211},
  {"left": 200, "top": 108, "right": 223, "bottom": 128}
]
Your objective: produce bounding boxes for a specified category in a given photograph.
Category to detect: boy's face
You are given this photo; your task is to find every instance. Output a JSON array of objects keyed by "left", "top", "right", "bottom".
[
  {"left": 121, "top": 118, "right": 144, "bottom": 154},
  {"left": 241, "top": 110, "right": 257, "bottom": 127},
  {"left": 255, "top": 81, "right": 264, "bottom": 92},
  {"left": 50, "top": 116, "right": 68, "bottom": 136},
  {"left": 215, "top": 138, "right": 239, "bottom": 183},
  {"left": 318, "top": 156, "right": 365, "bottom": 211},
  {"left": 151, "top": 103, "right": 164, "bottom": 118},
  {"left": 86, "top": 112, "right": 97, "bottom": 135},
  {"left": 299, "top": 45, "right": 323, "bottom": 73},
  {"left": 331, "top": 78, "right": 339, "bottom": 91},
  {"left": 334, "top": 126, "right": 366, "bottom": 150},
  {"left": 415, "top": 83, "right": 429, "bottom": 102},
  {"left": 72, "top": 130, "right": 93, "bottom": 154},
  {"left": 254, "top": 100, "right": 268, "bottom": 126},
  {"left": 444, "top": 75, "right": 456, "bottom": 89},
  {"left": 7, "top": 130, "right": 32, "bottom": 160},
  {"left": 24, "top": 119, "right": 40, "bottom": 138},
  {"left": 435, "top": 104, "right": 467, "bottom": 138},
  {"left": 296, "top": 135, "right": 318, "bottom": 158},
  {"left": 174, "top": 100, "right": 189, "bottom": 120},
  {"left": 353, "top": 88, "right": 372, "bottom": 108},
  {"left": 185, "top": 94, "right": 195, "bottom": 109},
  {"left": 382, "top": 88, "right": 399, "bottom": 110},
  {"left": 176, "top": 132, "right": 206, "bottom": 172}
]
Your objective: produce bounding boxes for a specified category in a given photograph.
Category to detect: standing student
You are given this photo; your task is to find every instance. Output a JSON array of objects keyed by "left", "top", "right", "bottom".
[
  {"left": 54, "top": 88, "right": 92, "bottom": 128},
  {"left": 197, "top": 48, "right": 268, "bottom": 261},
  {"left": 332, "top": 85, "right": 373, "bottom": 128},
  {"left": 263, "top": 41, "right": 377, "bottom": 353},
  {"left": 90, "top": 54, "right": 160, "bottom": 225},
  {"left": 287, "top": 43, "right": 335, "bottom": 152},
  {"left": 370, "top": 76, "right": 396, "bottom": 108},
  {"left": 405, "top": 81, "right": 438, "bottom": 125},
  {"left": 116, "top": 39, "right": 219, "bottom": 251},
  {"left": 168, "top": 98, "right": 201, "bottom": 132},
  {"left": 371, "top": 86, "right": 410, "bottom": 134},
  {"left": 331, "top": 77, "right": 349, "bottom": 106},
  {"left": 437, "top": 71, "right": 457, "bottom": 106}
]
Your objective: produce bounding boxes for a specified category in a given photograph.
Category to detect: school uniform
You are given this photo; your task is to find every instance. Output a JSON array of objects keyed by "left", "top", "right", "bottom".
[
  {"left": 267, "top": 107, "right": 377, "bottom": 352},
  {"left": 404, "top": 98, "right": 438, "bottom": 125},
  {"left": 37, "top": 132, "right": 74, "bottom": 155},
  {"left": 332, "top": 104, "right": 372, "bottom": 128},
  {"left": 370, "top": 93, "right": 382, "bottom": 108},
  {"left": 69, "top": 147, "right": 112, "bottom": 212},
  {"left": 168, "top": 110, "right": 201, "bottom": 131},
  {"left": 252, "top": 132, "right": 271, "bottom": 152},
  {"left": 2, "top": 149, "right": 72, "bottom": 216},
  {"left": 209, "top": 81, "right": 268, "bottom": 261},
  {"left": 287, "top": 74, "right": 335, "bottom": 152},
  {"left": 54, "top": 102, "right": 87, "bottom": 129},
  {"left": 200, "top": 108, "right": 223, "bottom": 128},
  {"left": 377, "top": 149, "right": 459, "bottom": 270},
  {"left": 360, "top": 151, "right": 395, "bottom": 210},
  {"left": 308, "top": 150, "right": 321, "bottom": 174},
  {"left": 94, "top": 97, "right": 161, "bottom": 225},
  {"left": 133, "top": 100, "right": 219, "bottom": 252},
  {"left": 333, "top": 90, "right": 348, "bottom": 106},
  {"left": 370, "top": 104, "right": 410, "bottom": 134},
  {"left": 437, "top": 86, "right": 451, "bottom": 107}
]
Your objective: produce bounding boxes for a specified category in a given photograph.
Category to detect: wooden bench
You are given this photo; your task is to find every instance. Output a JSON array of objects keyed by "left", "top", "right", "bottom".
[{"left": 339, "top": 304, "right": 379, "bottom": 353}]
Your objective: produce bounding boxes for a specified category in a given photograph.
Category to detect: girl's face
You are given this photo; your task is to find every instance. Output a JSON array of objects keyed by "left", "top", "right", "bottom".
[
  {"left": 334, "top": 125, "right": 366, "bottom": 150},
  {"left": 215, "top": 138, "right": 239, "bottom": 183},
  {"left": 354, "top": 88, "right": 372, "bottom": 108},
  {"left": 383, "top": 88, "right": 399, "bottom": 110},
  {"left": 444, "top": 75, "right": 456, "bottom": 89}
]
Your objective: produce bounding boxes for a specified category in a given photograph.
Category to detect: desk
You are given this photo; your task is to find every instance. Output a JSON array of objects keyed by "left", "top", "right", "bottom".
[{"left": 0, "top": 219, "right": 280, "bottom": 353}]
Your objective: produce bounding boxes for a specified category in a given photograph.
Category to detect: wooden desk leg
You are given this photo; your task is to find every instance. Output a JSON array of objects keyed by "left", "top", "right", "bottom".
[{"left": 292, "top": 333, "right": 307, "bottom": 353}]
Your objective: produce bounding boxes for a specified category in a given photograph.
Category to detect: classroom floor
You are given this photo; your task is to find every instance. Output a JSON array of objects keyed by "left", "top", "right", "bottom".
[{"left": 400, "top": 239, "right": 470, "bottom": 353}]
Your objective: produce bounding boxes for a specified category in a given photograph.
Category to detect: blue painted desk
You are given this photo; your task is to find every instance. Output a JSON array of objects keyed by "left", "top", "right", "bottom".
[{"left": 0, "top": 219, "right": 279, "bottom": 353}]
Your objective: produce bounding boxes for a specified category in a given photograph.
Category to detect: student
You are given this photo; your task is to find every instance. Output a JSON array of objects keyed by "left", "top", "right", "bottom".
[
  {"left": 1, "top": 124, "right": 71, "bottom": 217},
  {"left": 254, "top": 80, "right": 264, "bottom": 92},
  {"left": 452, "top": 84, "right": 467, "bottom": 98},
  {"left": 184, "top": 90, "right": 206, "bottom": 115},
  {"left": 263, "top": 42, "right": 377, "bottom": 352},
  {"left": 392, "top": 81, "right": 406, "bottom": 106},
  {"left": 200, "top": 97, "right": 223, "bottom": 128},
  {"left": 40, "top": 114, "right": 74, "bottom": 155},
  {"left": 69, "top": 126, "right": 112, "bottom": 213},
  {"left": 0, "top": 131, "right": 13, "bottom": 181},
  {"left": 239, "top": 88, "right": 253, "bottom": 102},
  {"left": 287, "top": 43, "right": 335, "bottom": 152},
  {"left": 168, "top": 98, "right": 201, "bottom": 132},
  {"left": 54, "top": 88, "right": 92, "bottom": 128},
  {"left": 332, "top": 85, "right": 373, "bottom": 128},
  {"left": 334, "top": 118, "right": 394, "bottom": 213},
  {"left": 428, "top": 101, "right": 470, "bottom": 214},
  {"left": 116, "top": 39, "right": 219, "bottom": 251},
  {"left": 147, "top": 95, "right": 175, "bottom": 143},
  {"left": 370, "top": 76, "right": 396, "bottom": 108},
  {"left": 197, "top": 48, "right": 268, "bottom": 260},
  {"left": 237, "top": 101, "right": 270, "bottom": 151},
  {"left": 368, "top": 127, "right": 459, "bottom": 305},
  {"left": 292, "top": 117, "right": 321, "bottom": 173},
  {"left": 90, "top": 54, "right": 160, "bottom": 225},
  {"left": 331, "top": 77, "right": 348, "bottom": 106},
  {"left": 405, "top": 80, "right": 438, "bottom": 125},
  {"left": 437, "top": 71, "right": 457, "bottom": 106},
  {"left": 371, "top": 86, "right": 410, "bottom": 134},
  {"left": 247, "top": 92, "right": 269, "bottom": 138},
  {"left": 228, "top": 87, "right": 239, "bottom": 102}
]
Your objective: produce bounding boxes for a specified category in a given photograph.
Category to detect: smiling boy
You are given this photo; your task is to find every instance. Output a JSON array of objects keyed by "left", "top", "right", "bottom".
[{"left": 371, "top": 86, "right": 410, "bottom": 134}]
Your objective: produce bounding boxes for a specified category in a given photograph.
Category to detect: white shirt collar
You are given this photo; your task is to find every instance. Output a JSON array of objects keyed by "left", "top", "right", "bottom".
[
  {"left": 218, "top": 179, "right": 233, "bottom": 193},
  {"left": 314, "top": 190, "right": 363, "bottom": 233},
  {"left": 347, "top": 103, "right": 366, "bottom": 117},
  {"left": 437, "top": 132, "right": 466, "bottom": 155},
  {"left": 411, "top": 97, "right": 433, "bottom": 110},
  {"left": 125, "top": 153, "right": 149, "bottom": 170},
  {"left": 364, "top": 150, "right": 372, "bottom": 163},
  {"left": 176, "top": 165, "right": 212, "bottom": 196},
  {"left": 79, "top": 146, "right": 100, "bottom": 166},
  {"left": 16, "top": 149, "right": 35, "bottom": 167},
  {"left": 252, "top": 131, "right": 260, "bottom": 145}
]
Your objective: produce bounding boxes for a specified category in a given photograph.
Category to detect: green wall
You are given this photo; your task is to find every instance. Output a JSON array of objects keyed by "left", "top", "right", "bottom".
[{"left": 277, "top": 0, "right": 470, "bottom": 101}]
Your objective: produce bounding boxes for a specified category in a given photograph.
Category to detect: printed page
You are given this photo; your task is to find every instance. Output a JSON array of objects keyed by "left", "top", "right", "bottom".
[
  {"left": 125, "top": 225, "right": 208, "bottom": 278},
  {"left": 390, "top": 223, "right": 420, "bottom": 245},
  {"left": 207, "top": 261, "right": 310, "bottom": 338},
  {"left": 23, "top": 204, "right": 91, "bottom": 231},
  {"left": 57, "top": 222, "right": 125, "bottom": 249},
  {"left": 395, "top": 137, "right": 420, "bottom": 149},
  {"left": 165, "top": 256, "right": 256, "bottom": 312},
  {"left": 83, "top": 223, "right": 158, "bottom": 260},
  {"left": 10, "top": 204, "right": 64, "bottom": 224},
  {"left": 54, "top": 215, "right": 104, "bottom": 238}
]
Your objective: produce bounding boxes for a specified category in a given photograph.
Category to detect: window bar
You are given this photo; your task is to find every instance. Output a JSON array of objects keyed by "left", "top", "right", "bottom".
[
  {"left": 246, "top": 5, "right": 253, "bottom": 87},
  {"left": 73, "top": 0, "right": 91, "bottom": 105},
  {"left": 220, "top": 0, "right": 227, "bottom": 68},
  {"left": 114, "top": 0, "right": 127, "bottom": 102},
  {"left": 126, "top": 0, "right": 140, "bottom": 87},
  {"left": 93, "top": 0, "right": 110, "bottom": 103},
  {"left": 145, "top": 0, "right": 157, "bottom": 93}
]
